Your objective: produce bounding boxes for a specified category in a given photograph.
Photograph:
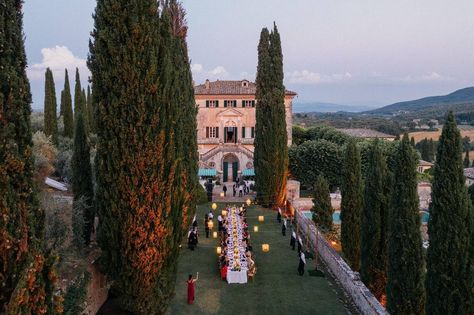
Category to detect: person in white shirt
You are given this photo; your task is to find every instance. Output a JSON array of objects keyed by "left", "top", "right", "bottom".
[
  {"left": 290, "top": 231, "right": 296, "bottom": 250},
  {"left": 208, "top": 211, "right": 214, "bottom": 220},
  {"left": 298, "top": 251, "right": 306, "bottom": 276}
]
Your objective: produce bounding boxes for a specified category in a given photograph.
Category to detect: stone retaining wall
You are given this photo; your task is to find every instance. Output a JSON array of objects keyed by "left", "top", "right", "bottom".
[{"left": 295, "top": 209, "right": 388, "bottom": 315}]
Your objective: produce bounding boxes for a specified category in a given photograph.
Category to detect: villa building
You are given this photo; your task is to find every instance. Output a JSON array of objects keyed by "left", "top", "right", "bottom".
[{"left": 195, "top": 79, "right": 296, "bottom": 183}]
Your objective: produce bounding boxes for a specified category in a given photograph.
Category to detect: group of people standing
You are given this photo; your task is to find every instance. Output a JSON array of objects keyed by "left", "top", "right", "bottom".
[
  {"left": 277, "top": 208, "right": 307, "bottom": 276},
  {"left": 221, "top": 179, "right": 251, "bottom": 197}
]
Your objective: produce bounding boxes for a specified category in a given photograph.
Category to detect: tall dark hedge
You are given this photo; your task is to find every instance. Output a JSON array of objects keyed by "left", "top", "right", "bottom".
[
  {"left": 360, "top": 139, "right": 390, "bottom": 301},
  {"left": 288, "top": 139, "right": 343, "bottom": 189},
  {"left": 0, "top": 1, "right": 60, "bottom": 313},
  {"left": 61, "top": 69, "right": 74, "bottom": 138},
  {"left": 311, "top": 175, "right": 333, "bottom": 231},
  {"left": 426, "top": 112, "right": 473, "bottom": 314},
  {"left": 71, "top": 113, "right": 94, "bottom": 245},
  {"left": 254, "top": 23, "right": 288, "bottom": 208},
  {"left": 88, "top": 1, "right": 197, "bottom": 313},
  {"left": 43, "top": 68, "right": 58, "bottom": 144},
  {"left": 341, "top": 139, "right": 363, "bottom": 271},
  {"left": 387, "top": 134, "right": 425, "bottom": 315}
]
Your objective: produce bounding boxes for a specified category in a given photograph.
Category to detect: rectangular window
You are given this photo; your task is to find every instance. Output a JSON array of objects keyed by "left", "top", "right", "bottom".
[
  {"left": 242, "top": 100, "right": 256, "bottom": 108},
  {"left": 224, "top": 100, "right": 237, "bottom": 108},
  {"left": 206, "top": 100, "right": 219, "bottom": 108},
  {"left": 251, "top": 127, "right": 255, "bottom": 138},
  {"left": 206, "top": 127, "right": 219, "bottom": 138},
  {"left": 242, "top": 126, "right": 246, "bottom": 138}
]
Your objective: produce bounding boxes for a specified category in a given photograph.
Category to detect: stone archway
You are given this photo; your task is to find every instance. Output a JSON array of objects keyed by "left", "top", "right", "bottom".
[{"left": 222, "top": 153, "right": 239, "bottom": 182}]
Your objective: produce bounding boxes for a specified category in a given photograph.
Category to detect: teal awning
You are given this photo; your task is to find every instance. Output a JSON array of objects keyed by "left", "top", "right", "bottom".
[
  {"left": 242, "top": 169, "right": 255, "bottom": 177},
  {"left": 198, "top": 168, "right": 217, "bottom": 177}
]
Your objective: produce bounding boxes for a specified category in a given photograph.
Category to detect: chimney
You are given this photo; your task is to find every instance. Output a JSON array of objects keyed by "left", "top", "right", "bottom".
[{"left": 205, "top": 79, "right": 210, "bottom": 89}]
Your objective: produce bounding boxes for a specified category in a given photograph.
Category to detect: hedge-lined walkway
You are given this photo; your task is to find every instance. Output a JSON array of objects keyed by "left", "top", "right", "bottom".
[{"left": 168, "top": 203, "right": 351, "bottom": 314}]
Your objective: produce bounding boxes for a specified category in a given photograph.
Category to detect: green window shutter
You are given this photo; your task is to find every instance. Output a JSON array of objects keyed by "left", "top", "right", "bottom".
[
  {"left": 206, "top": 127, "right": 209, "bottom": 138},
  {"left": 242, "top": 127, "right": 246, "bottom": 138},
  {"left": 224, "top": 100, "right": 227, "bottom": 107},
  {"left": 251, "top": 127, "right": 255, "bottom": 138},
  {"left": 206, "top": 100, "right": 209, "bottom": 107},
  {"left": 233, "top": 100, "right": 237, "bottom": 107},
  {"left": 216, "top": 100, "right": 219, "bottom": 107},
  {"left": 242, "top": 100, "right": 245, "bottom": 107},
  {"left": 216, "top": 127, "right": 219, "bottom": 138},
  {"left": 252, "top": 100, "right": 255, "bottom": 107}
]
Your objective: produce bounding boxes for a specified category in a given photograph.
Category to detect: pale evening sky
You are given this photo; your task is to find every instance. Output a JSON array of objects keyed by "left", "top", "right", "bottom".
[{"left": 23, "top": 0, "right": 474, "bottom": 110}]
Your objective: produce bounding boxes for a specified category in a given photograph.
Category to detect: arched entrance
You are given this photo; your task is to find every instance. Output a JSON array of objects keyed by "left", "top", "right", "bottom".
[{"left": 222, "top": 153, "right": 239, "bottom": 182}]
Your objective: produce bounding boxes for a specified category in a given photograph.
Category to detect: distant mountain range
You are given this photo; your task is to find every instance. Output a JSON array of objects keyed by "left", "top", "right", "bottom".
[
  {"left": 364, "top": 87, "right": 474, "bottom": 115},
  {"left": 293, "top": 102, "right": 375, "bottom": 113},
  {"left": 295, "top": 87, "right": 474, "bottom": 117}
]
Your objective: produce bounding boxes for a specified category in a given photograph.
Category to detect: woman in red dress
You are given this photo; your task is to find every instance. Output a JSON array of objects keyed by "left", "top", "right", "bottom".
[{"left": 187, "top": 272, "right": 199, "bottom": 304}]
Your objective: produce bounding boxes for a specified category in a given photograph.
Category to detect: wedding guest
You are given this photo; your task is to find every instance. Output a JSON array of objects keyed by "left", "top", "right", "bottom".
[
  {"left": 282, "top": 218, "right": 287, "bottom": 236},
  {"left": 298, "top": 252, "right": 306, "bottom": 276},
  {"left": 220, "top": 263, "right": 228, "bottom": 280},
  {"left": 297, "top": 236, "right": 303, "bottom": 254},
  {"left": 187, "top": 272, "right": 199, "bottom": 304},
  {"left": 290, "top": 231, "right": 296, "bottom": 250}
]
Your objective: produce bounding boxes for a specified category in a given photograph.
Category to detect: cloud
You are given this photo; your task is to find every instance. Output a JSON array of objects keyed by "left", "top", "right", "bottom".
[
  {"left": 393, "top": 72, "right": 453, "bottom": 83},
  {"left": 287, "top": 70, "right": 352, "bottom": 85},
  {"left": 27, "top": 46, "right": 89, "bottom": 81},
  {"left": 191, "top": 63, "right": 203, "bottom": 73},
  {"left": 191, "top": 63, "right": 229, "bottom": 82}
]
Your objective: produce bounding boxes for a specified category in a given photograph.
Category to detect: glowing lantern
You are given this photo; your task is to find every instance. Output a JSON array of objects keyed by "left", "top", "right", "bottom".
[
  {"left": 222, "top": 210, "right": 228, "bottom": 217},
  {"left": 220, "top": 192, "right": 225, "bottom": 197},
  {"left": 262, "top": 244, "right": 270, "bottom": 252},
  {"left": 213, "top": 231, "right": 218, "bottom": 238},
  {"left": 217, "top": 246, "right": 222, "bottom": 255},
  {"left": 253, "top": 226, "right": 259, "bottom": 232},
  {"left": 246, "top": 198, "right": 251, "bottom": 206},
  {"left": 258, "top": 216, "right": 264, "bottom": 222},
  {"left": 208, "top": 220, "right": 214, "bottom": 229},
  {"left": 211, "top": 203, "right": 217, "bottom": 210}
]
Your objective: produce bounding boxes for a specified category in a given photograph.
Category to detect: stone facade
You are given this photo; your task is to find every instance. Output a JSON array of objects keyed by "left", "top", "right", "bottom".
[{"left": 195, "top": 79, "right": 296, "bottom": 182}]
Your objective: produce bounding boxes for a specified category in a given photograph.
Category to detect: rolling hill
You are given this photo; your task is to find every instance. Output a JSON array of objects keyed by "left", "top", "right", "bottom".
[{"left": 365, "top": 87, "right": 474, "bottom": 115}]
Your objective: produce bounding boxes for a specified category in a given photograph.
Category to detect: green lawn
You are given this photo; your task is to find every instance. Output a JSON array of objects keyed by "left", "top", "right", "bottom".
[{"left": 168, "top": 203, "right": 351, "bottom": 315}]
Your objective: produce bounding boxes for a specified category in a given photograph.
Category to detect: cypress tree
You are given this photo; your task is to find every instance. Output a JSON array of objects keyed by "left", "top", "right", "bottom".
[
  {"left": 86, "top": 85, "right": 96, "bottom": 133},
  {"left": 387, "top": 134, "right": 425, "bottom": 315},
  {"left": 88, "top": 1, "right": 196, "bottom": 313},
  {"left": 411, "top": 136, "right": 416, "bottom": 148},
  {"left": 73, "top": 68, "right": 89, "bottom": 132},
  {"left": 428, "top": 138, "right": 435, "bottom": 162},
  {"left": 0, "top": 1, "right": 60, "bottom": 313},
  {"left": 61, "top": 69, "right": 74, "bottom": 138},
  {"left": 311, "top": 175, "right": 333, "bottom": 231},
  {"left": 168, "top": 0, "right": 199, "bottom": 227},
  {"left": 426, "top": 112, "right": 473, "bottom": 314},
  {"left": 421, "top": 137, "right": 430, "bottom": 161},
  {"left": 464, "top": 150, "right": 470, "bottom": 168},
  {"left": 71, "top": 113, "right": 94, "bottom": 245},
  {"left": 341, "top": 139, "right": 363, "bottom": 271},
  {"left": 360, "top": 139, "right": 390, "bottom": 301},
  {"left": 254, "top": 23, "right": 288, "bottom": 208},
  {"left": 43, "top": 68, "right": 58, "bottom": 144}
]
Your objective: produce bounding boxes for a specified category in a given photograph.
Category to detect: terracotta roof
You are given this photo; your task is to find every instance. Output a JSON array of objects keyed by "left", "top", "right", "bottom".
[
  {"left": 419, "top": 160, "right": 434, "bottom": 167},
  {"left": 338, "top": 128, "right": 396, "bottom": 139},
  {"left": 194, "top": 79, "right": 297, "bottom": 96},
  {"left": 464, "top": 167, "right": 474, "bottom": 179}
]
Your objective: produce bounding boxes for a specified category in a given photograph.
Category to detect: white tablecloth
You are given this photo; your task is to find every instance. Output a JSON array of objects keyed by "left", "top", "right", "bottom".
[{"left": 227, "top": 270, "right": 248, "bottom": 284}]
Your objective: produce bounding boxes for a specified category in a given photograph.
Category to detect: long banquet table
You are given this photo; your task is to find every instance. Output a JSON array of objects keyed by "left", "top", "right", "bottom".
[{"left": 225, "top": 207, "right": 248, "bottom": 284}]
